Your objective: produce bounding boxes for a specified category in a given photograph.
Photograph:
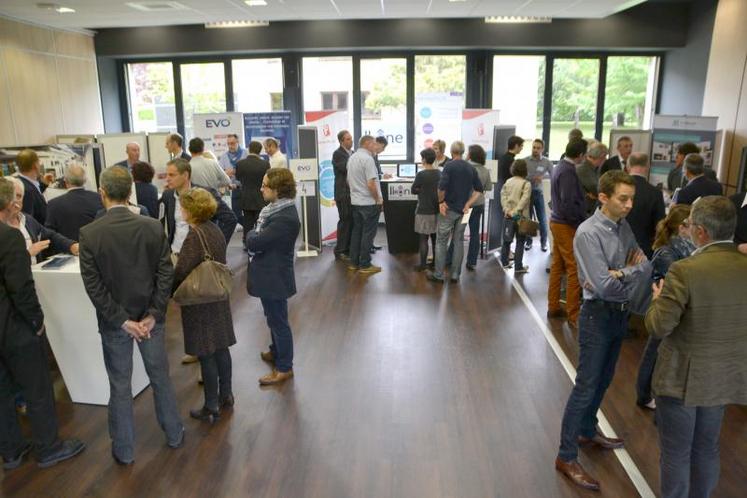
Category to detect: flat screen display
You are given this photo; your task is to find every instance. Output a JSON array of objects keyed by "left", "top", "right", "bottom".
[{"left": 398, "top": 163, "right": 417, "bottom": 178}]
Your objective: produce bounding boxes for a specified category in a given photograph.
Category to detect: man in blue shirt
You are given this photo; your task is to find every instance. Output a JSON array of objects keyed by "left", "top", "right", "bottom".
[
  {"left": 555, "top": 170, "right": 651, "bottom": 491},
  {"left": 426, "top": 141, "right": 483, "bottom": 283},
  {"left": 218, "top": 134, "right": 248, "bottom": 230}
]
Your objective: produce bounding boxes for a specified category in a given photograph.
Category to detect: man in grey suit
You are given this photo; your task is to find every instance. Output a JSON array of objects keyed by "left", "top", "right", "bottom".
[
  {"left": 646, "top": 195, "right": 747, "bottom": 498},
  {"left": 79, "top": 167, "right": 183, "bottom": 465}
]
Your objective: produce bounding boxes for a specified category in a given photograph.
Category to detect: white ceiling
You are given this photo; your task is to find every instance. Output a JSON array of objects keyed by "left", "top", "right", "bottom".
[{"left": 0, "top": 0, "right": 647, "bottom": 30}]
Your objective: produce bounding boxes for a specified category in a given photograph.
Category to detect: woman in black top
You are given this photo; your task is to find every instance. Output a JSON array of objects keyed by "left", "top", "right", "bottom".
[
  {"left": 132, "top": 161, "right": 159, "bottom": 219},
  {"left": 411, "top": 148, "right": 441, "bottom": 271}
]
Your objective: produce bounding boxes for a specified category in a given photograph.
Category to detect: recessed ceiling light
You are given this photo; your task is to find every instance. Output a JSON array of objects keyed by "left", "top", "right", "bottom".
[
  {"left": 485, "top": 16, "right": 552, "bottom": 24},
  {"left": 245, "top": 0, "right": 268, "bottom": 6},
  {"left": 205, "top": 20, "right": 269, "bottom": 28},
  {"left": 36, "top": 2, "right": 75, "bottom": 13},
  {"left": 56, "top": 6, "right": 75, "bottom": 13}
]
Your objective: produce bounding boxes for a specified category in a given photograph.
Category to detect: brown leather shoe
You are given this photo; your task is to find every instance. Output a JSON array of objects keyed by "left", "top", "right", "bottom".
[
  {"left": 260, "top": 351, "right": 275, "bottom": 364},
  {"left": 181, "top": 354, "right": 198, "bottom": 364},
  {"left": 547, "top": 309, "right": 567, "bottom": 318},
  {"left": 578, "top": 432, "right": 624, "bottom": 450},
  {"left": 555, "top": 457, "right": 600, "bottom": 491},
  {"left": 259, "top": 369, "right": 294, "bottom": 386}
]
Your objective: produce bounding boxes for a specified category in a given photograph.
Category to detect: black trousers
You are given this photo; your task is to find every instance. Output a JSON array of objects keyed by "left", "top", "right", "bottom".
[
  {"left": 243, "top": 209, "right": 261, "bottom": 234},
  {"left": 335, "top": 198, "right": 353, "bottom": 256},
  {"left": 198, "top": 348, "right": 232, "bottom": 412},
  {"left": 0, "top": 335, "right": 59, "bottom": 458}
]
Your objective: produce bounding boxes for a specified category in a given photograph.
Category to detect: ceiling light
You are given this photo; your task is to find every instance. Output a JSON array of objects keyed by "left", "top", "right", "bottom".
[
  {"left": 36, "top": 2, "right": 75, "bottom": 13},
  {"left": 56, "top": 6, "right": 75, "bottom": 13},
  {"left": 485, "top": 16, "right": 552, "bottom": 24},
  {"left": 448, "top": 0, "right": 467, "bottom": 2},
  {"left": 245, "top": 0, "right": 268, "bottom": 6},
  {"left": 205, "top": 20, "right": 269, "bottom": 29}
]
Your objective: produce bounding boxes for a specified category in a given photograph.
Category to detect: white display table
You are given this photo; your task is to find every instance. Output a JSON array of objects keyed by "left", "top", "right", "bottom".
[{"left": 32, "top": 258, "right": 150, "bottom": 405}]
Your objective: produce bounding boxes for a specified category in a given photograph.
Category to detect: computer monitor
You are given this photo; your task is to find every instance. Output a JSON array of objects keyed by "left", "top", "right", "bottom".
[{"left": 398, "top": 163, "right": 417, "bottom": 178}]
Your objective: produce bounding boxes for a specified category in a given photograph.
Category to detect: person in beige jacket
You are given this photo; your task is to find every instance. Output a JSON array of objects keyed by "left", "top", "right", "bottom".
[
  {"left": 499, "top": 159, "right": 532, "bottom": 273},
  {"left": 645, "top": 195, "right": 747, "bottom": 498}
]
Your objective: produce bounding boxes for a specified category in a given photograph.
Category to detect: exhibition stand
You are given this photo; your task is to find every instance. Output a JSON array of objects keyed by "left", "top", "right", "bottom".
[
  {"left": 381, "top": 178, "right": 419, "bottom": 254},
  {"left": 32, "top": 258, "right": 150, "bottom": 406}
]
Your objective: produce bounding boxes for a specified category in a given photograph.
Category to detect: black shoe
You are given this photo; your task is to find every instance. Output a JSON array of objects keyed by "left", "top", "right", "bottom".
[
  {"left": 334, "top": 253, "right": 350, "bottom": 262},
  {"left": 525, "top": 242, "right": 532, "bottom": 251},
  {"left": 413, "top": 265, "right": 426, "bottom": 272},
  {"left": 220, "top": 394, "right": 235, "bottom": 408},
  {"left": 168, "top": 428, "right": 185, "bottom": 449},
  {"left": 111, "top": 449, "right": 133, "bottom": 466},
  {"left": 369, "top": 248, "right": 376, "bottom": 254},
  {"left": 541, "top": 244, "right": 548, "bottom": 252},
  {"left": 425, "top": 271, "right": 444, "bottom": 283},
  {"left": 3, "top": 440, "right": 32, "bottom": 470},
  {"left": 372, "top": 244, "right": 383, "bottom": 250},
  {"left": 190, "top": 407, "right": 220, "bottom": 424},
  {"left": 466, "top": 264, "right": 475, "bottom": 271},
  {"left": 37, "top": 439, "right": 86, "bottom": 468}
]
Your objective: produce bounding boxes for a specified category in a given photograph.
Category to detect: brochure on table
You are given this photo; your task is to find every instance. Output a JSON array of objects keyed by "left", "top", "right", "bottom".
[{"left": 650, "top": 115, "right": 718, "bottom": 188}]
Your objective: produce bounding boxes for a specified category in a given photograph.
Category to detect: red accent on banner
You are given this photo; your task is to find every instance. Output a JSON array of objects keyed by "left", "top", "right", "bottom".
[
  {"left": 462, "top": 109, "right": 491, "bottom": 120},
  {"left": 305, "top": 111, "right": 338, "bottom": 123}
]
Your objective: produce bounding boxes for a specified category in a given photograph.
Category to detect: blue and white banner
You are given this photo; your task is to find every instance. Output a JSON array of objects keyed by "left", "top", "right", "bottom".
[
  {"left": 193, "top": 112, "right": 245, "bottom": 157},
  {"left": 243, "top": 111, "right": 293, "bottom": 157}
]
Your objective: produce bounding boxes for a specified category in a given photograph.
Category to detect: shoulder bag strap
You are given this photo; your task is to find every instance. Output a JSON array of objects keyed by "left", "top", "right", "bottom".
[{"left": 192, "top": 225, "right": 213, "bottom": 261}]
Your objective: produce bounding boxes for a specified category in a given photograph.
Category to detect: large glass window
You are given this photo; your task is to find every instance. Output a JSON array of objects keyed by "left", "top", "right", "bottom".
[
  {"left": 126, "top": 62, "right": 176, "bottom": 133},
  {"left": 602, "top": 56, "right": 659, "bottom": 142},
  {"left": 492, "top": 55, "right": 545, "bottom": 143},
  {"left": 414, "top": 55, "right": 466, "bottom": 153},
  {"left": 232, "top": 58, "right": 284, "bottom": 112},
  {"left": 302, "top": 56, "right": 354, "bottom": 132},
  {"left": 360, "top": 58, "right": 407, "bottom": 160},
  {"left": 549, "top": 58, "right": 600, "bottom": 159},
  {"left": 180, "top": 62, "right": 226, "bottom": 140}
]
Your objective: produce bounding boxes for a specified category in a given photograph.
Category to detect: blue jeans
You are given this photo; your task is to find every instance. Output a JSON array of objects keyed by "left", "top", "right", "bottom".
[
  {"left": 349, "top": 204, "right": 380, "bottom": 268},
  {"left": 261, "top": 298, "right": 294, "bottom": 372},
  {"left": 656, "top": 396, "right": 725, "bottom": 498},
  {"left": 528, "top": 189, "right": 548, "bottom": 246},
  {"left": 466, "top": 204, "right": 485, "bottom": 266},
  {"left": 558, "top": 301, "right": 628, "bottom": 462},
  {"left": 434, "top": 210, "right": 467, "bottom": 280},
  {"left": 636, "top": 336, "right": 661, "bottom": 405},
  {"left": 100, "top": 323, "right": 183, "bottom": 461}
]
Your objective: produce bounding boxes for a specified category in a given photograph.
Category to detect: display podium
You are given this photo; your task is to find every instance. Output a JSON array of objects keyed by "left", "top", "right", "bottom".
[
  {"left": 381, "top": 178, "right": 419, "bottom": 254},
  {"left": 32, "top": 258, "right": 150, "bottom": 406}
]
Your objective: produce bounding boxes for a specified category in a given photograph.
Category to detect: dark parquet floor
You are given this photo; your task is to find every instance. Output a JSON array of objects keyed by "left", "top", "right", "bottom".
[{"left": 2, "top": 229, "right": 745, "bottom": 497}]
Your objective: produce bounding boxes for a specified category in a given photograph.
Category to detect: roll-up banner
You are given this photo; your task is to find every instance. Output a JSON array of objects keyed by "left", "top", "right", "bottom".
[
  {"left": 192, "top": 112, "right": 245, "bottom": 157},
  {"left": 304, "top": 111, "right": 349, "bottom": 242},
  {"left": 461, "top": 109, "right": 501, "bottom": 159},
  {"left": 243, "top": 112, "right": 293, "bottom": 157},
  {"left": 650, "top": 115, "right": 718, "bottom": 188}
]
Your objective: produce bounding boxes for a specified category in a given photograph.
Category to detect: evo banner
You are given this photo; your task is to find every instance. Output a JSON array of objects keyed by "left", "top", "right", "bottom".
[
  {"left": 193, "top": 112, "right": 245, "bottom": 157},
  {"left": 304, "top": 110, "right": 349, "bottom": 242},
  {"left": 243, "top": 111, "right": 293, "bottom": 157},
  {"left": 461, "top": 109, "right": 501, "bottom": 159}
]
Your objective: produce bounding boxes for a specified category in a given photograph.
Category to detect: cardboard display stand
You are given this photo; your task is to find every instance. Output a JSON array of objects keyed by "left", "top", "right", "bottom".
[{"left": 290, "top": 158, "right": 320, "bottom": 257}]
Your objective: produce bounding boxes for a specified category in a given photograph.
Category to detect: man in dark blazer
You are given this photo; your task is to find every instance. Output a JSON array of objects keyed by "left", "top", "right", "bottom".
[
  {"left": 160, "top": 158, "right": 237, "bottom": 253},
  {"left": 79, "top": 167, "right": 183, "bottom": 465},
  {"left": 45, "top": 164, "right": 103, "bottom": 241},
  {"left": 235, "top": 140, "right": 270, "bottom": 232},
  {"left": 0, "top": 178, "right": 85, "bottom": 469},
  {"left": 729, "top": 191, "right": 747, "bottom": 254},
  {"left": 667, "top": 142, "right": 700, "bottom": 192},
  {"left": 599, "top": 135, "right": 633, "bottom": 175},
  {"left": 625, "top": 153, "right": 666, "bottom": 258},
  {"left": 14, "top": 149, "right": 52, "bottom": 225},
  {"left": 332, "top": 130, "right": 354, "bottom": 260},
  {"left": 645, "top": 196, "right": 747, "bottom": 498},
  {"left": 165, "top": 133, "right": 190, "bottom": 161},
  {"left": 674, "top": 153, "right": 723, "bottom": 205}
]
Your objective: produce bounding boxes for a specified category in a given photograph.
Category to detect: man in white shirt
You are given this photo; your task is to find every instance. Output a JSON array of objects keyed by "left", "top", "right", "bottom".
[
  {"left": 187, "top": 138, "right": 231, "bottom": 191},
  {"left": 346, "top": 136, "right": 382, "bottom": 275},
  {"left": 264, "top": 138, "right": 288, "bottom": 169}
]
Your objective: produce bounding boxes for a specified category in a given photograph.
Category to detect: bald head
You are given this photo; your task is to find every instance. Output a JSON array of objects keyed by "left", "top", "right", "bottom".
[
  {"left": 627, "top": 152, "right": 649, "bottom": 173},
  {"left": 64, "top": 163, "right": 87, "bottom": 187},
  {"left": 125, "top": 142, "right": 140, "bottom": 163}
]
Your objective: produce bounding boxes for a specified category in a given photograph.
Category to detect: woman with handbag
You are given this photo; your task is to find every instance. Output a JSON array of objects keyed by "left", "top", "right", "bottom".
[
  {"left": 173, "top": 188, "right": 236, "bottom": 423},
  {"left": 500, "top": 159, "right": 532, "bottom": 274},
  {"left": 246, "top": 168, "right": 301, "bottom": 386}
]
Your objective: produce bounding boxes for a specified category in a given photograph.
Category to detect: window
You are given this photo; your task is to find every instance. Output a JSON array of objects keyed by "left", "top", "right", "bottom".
[
  {"left": 361, "top": 58, "right": 407, "bottom": 160},
  {"left": 180, "top": 62, "right": 226, "bottom": 141},
  {"left": 414, "top": 55, "right": 466, "bottom": 153},
  {"left": 548, "top": 58, "right": 600, "bottom": 159},
  {"left": 126, "top": 62, "right": 176, "bottom": 133},
  {"left": 302, "top": 57, "right": 354, "bottom": 132},
  {"left": 232, "top": 58, "right": 284, "bottom": 113},
  {"left": 602, "top": 56, "right": 659, "bottom": 142},
  {"left": 492, "top": 56, "right": 545, "bottom": 143}
]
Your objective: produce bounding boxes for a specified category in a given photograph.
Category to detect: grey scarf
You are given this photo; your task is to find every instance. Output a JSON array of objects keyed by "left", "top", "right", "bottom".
[{"left": 256, "top": 198, "right": 295, "bottom": 233}]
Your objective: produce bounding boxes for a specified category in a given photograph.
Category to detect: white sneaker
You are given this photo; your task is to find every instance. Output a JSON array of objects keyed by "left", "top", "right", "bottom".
[{"left": 644, "top": 399, "right": 657, "bottom": 410}]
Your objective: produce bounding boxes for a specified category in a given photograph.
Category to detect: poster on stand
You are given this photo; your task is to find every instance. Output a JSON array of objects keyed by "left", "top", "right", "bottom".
[
  {"left": 243, "top": 112, "right": 293, "bottom": 157},
  {"left": 461, "top": 110, "right": 501, "bottom": 159},
  {"left": 414, "top": 92, "right": 463, "bottom": 152},
  {"left": 304, "top": 111, "right": 349, "bottom": 242},
  {"left": 650, "top": 115, "right": 718, "bottom": 188},
  {"left": 193, "top": 112, "right": 245, "bottom": 158},
  {"left": 607, "top": 129, "right": 652, "bottom": 165},
  {"left": 0, "top": 144, "right": 101, "bottom": 194}
]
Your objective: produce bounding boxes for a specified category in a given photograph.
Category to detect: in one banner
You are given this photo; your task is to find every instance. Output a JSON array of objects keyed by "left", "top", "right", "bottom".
[
  {"left": 461, "top": 109, "right": 501, "bottom": 159},
  {"left": 414, "top": 92, "right": 463, "bottom": 151},
  {"left": 304, "top": 110, "right": 349, "bottom": 241},
  {"left": 243, "top": 112, "right": 293, "bottom": 157},
  {"left": 650, "top": 115, "right": 718, "bottom": 188},
  {"left": 192, "top": 112, "right": 245, "bottom": 157}
]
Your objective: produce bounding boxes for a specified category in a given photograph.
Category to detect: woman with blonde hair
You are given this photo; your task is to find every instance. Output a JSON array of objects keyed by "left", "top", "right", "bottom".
[
  {"left": 173, "top": 188, "right": 236, "bottom": 423},
  {"left": 636, "top": 204, "right": 694, "bottom": 410}
]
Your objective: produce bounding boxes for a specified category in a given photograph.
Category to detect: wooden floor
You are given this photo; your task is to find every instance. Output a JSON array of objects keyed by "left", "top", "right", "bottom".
[{"left": 2, "top": 230, "right": 745, "bottom": 497}]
